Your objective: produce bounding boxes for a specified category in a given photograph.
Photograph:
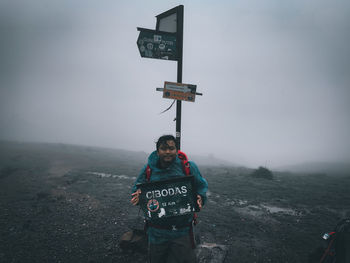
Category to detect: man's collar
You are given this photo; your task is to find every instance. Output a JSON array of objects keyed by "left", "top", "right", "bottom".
[{"left": 157, "top": 159, "right": 175, "bottom": 169}]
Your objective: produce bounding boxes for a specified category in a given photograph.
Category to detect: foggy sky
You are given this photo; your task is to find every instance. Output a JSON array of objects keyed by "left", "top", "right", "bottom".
[{"left": 1, "top": 0, "right": 350, "bottom": 168}]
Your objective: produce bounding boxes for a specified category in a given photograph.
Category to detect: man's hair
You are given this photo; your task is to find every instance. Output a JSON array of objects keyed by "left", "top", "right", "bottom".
[{"left": 156, "top": 135, "right": 177, "bottom": 151}]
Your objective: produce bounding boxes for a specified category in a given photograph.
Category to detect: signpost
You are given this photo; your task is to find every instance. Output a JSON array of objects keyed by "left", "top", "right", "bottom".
[
  {"left": 136, "top": 5, "right": 201, "bottom": 150},
  {"left": 135, "top": 5, "right": 204, "bottom": 224}
]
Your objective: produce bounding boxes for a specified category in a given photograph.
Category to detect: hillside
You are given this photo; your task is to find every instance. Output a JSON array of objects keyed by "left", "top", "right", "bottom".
[
  {"left": 1, "top": 140, "right": 350, "bottom": 262},
  {"left": 275, "top": 161, "right": 350, "bottom": 175}
]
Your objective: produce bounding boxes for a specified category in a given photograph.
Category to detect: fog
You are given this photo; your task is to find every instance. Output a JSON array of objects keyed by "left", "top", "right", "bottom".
[{"left": 1, "top": 0, "right": 349, "bottom": 168}]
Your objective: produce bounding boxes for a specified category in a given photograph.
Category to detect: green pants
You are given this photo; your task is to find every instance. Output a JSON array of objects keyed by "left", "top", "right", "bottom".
[{"left": 149, "top": 234, "right": 196, "bottom": 263}]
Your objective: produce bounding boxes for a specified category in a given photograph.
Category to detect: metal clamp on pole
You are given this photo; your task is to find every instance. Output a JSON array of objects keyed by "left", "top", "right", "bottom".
[{"left": 157, "top": 87, "right": 202, "bottom": 96}]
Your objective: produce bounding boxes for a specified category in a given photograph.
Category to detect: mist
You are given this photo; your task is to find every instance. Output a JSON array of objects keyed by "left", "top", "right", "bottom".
[{"left": 1, "top": 0, "right": 350, "bottom": 168}]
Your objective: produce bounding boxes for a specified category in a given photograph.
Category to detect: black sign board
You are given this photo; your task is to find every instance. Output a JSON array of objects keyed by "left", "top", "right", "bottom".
[
  {"left": 137, "top": 27, "right": 178, "bottom": 61},
  {"left": 137, "top": 176, "right": 198, "bottom": 220}
]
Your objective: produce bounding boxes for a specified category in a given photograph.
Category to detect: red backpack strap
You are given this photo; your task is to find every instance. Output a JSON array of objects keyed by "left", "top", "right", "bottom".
[
  {"left": 145, "top": 164, "right": 152, "bottom": 181},
  {"left": 178, "top": 151, "right": 198, "bottom": 236},
  {"left": 178, "top": 150, "right": 191, "bottom": 176}
]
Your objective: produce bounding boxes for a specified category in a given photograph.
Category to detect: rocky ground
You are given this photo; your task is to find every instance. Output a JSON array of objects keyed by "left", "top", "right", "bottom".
[{"left": 1, "top": 141, "right": 350, "bottom": 262}]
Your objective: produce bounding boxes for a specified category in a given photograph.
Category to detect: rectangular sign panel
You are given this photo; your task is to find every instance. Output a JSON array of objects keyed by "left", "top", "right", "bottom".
[
  {"left": 163, "top": 81, "right": 197, "bottom": 102},
  {"left": 137, "top": 176, "right": 198, "bottom": 220},
  {"left": 137, "top": 28, "right": 178, "bottom": 61}
]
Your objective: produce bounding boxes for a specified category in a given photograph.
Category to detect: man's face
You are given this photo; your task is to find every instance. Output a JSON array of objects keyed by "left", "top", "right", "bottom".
[{"left": 157, "top": 140, "right": 177, "bottom": 165}]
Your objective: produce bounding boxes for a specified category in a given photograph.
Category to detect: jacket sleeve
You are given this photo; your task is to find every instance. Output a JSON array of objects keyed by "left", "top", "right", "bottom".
[
  {"left": 131, "top": 165, "right": 147, "bottom": 193},
  {"left": 189, "top": 161, "right": 208, "bottom": 206}
]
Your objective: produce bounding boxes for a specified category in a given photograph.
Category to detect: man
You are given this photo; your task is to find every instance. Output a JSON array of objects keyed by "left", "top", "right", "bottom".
[{"left": 131, "top": 135, "right": 208, "bottom": 263}]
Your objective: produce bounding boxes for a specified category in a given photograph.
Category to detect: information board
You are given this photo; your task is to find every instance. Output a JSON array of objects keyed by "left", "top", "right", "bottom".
[
  {"left": 137, "top": 28, "right": 178, "bottom": 61},
  {"left": 163, "top": 81, "right": 197, "bottom": 102},
  {"left": 137, "top": 176, "right": 198, "bottom": 220}
]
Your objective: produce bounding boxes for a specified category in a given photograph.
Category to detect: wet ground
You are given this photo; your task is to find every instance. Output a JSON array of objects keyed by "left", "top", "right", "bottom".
[{"left": 1, "top": 141, "right": 350, "bottom": 262}]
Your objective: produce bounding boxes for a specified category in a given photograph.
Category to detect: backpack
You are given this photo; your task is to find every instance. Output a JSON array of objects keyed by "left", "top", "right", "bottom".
[
  {"left": 320, "top": 218, "right": 350, "bottom": 263},
  {"left": 144, "top": 150, "right": 198, "bottom": 248}
]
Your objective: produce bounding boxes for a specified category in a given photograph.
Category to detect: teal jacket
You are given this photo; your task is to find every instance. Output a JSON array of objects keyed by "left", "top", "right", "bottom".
[{"left": 132, "top": 151, "right": 208, "bottom": 244}]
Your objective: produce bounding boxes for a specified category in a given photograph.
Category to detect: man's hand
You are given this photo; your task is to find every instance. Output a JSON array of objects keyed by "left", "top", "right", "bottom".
[
  {"left": 197, "top": 195, "right": 202, "bottom": 210},
  {"left": 131, "top": 189, "right": 141, "bottom": 206}
]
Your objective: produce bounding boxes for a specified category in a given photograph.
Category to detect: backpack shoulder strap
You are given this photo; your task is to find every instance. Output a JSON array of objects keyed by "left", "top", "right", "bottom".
[
  {"left": 177, "top": 151, "right": 198, "bottom": 227},
  {"left": 178, "top": 150, "right": 191, "bottom": 176},
  {"left": 145, "top": 164, "right": 152, "bottom": 182}
]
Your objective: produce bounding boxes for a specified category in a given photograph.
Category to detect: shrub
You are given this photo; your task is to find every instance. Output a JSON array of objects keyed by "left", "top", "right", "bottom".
[{"left": 251, "top": 166, "right": 274, "bottom": 179}]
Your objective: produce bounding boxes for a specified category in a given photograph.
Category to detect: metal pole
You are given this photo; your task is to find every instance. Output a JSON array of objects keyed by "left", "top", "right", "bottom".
[{"left": 176, "top": 5, "right": 184, "bottom": 150}]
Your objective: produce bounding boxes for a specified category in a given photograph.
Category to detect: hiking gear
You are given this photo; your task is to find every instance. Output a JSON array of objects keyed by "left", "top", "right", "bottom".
[
  {"left": 132, "top": 150, "right": 208, "bottom": 245},
  {"left": 320, "top": 231, "right": 336, "bottom": 263},
  {"left": 320, "top": 218, "right": 350, "bottom": 263},
  {"left": 178, "top": 150, "right": 191, "bottom": 176},
  {"left": 144, "top": 150, "right": 197, "bottom": 248},
  {"left": 334, "top": 218, "right": 350, "bottom": 263}
]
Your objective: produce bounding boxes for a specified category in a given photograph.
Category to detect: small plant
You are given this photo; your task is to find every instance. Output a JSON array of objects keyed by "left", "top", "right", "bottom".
[{"left": 251, "top": 166, "right": 274, "bottom": 179}]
